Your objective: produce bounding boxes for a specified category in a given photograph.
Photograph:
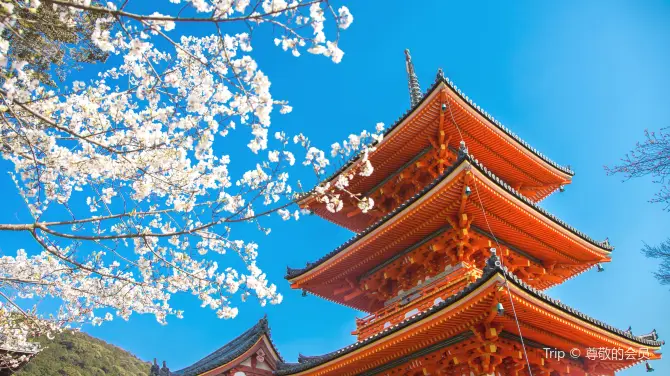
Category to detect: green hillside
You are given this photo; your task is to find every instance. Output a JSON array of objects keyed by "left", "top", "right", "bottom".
[{"left": 15, "top": 331, "right": 150, "bottom": 376}]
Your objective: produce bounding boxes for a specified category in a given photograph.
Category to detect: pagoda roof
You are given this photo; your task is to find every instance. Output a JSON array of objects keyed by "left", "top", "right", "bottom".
[
  {"left": 322, "top": 70, "right": 573, "bottom": 180},
  {"left": 173, "top": 316, "right": 282, "bottom": 376},
  {"left": 300, "top": 70, "right": 574, "bottom": 224},
  {"left": 287, "top": 153, "right": 611, "bottom": 294},
  {"left": 277, "top": 255, "right": 662, "bottom": 375}
]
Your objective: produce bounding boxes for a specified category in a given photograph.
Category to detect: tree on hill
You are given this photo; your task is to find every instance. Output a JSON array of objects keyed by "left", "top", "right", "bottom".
[
  {"left": 606, "top": 127, "right": 670, "bottom": 286},
  {"left": 14, "top": 330, "right": 149, "bottom": 376},
  {"left": 0, "top": 0, "right": 381, "bottom": 370}
]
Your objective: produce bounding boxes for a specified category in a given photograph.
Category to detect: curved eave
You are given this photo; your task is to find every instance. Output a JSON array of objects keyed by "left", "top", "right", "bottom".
[
  {"left": 278, "top": 258, "right": 661, "bottom": 376},
  {"left": 298, "top": 71, "right": 573, "bottom": 209},
  {"left": 287, "top": 155, "right": 610, "bottom": 285}
]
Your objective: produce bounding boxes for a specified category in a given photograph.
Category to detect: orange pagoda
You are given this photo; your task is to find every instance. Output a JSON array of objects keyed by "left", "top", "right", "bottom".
[{"left": 171, "top": 51, "right": 663, "bottom": 376}]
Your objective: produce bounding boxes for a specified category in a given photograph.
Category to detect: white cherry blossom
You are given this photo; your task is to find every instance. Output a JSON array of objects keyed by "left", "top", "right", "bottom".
[{"left": 0, "top": 0, "right": 378, "bottom": 369}]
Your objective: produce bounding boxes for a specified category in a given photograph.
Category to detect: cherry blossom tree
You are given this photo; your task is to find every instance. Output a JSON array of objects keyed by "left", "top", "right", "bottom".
[
  {"left": 606, "top": 128, "right": 670, "bottom": 288},
  {"left": 0, "top": 0, "right": 380, "bottom": 369}
]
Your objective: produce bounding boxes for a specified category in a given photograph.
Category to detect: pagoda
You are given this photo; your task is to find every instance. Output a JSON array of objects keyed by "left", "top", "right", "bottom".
[{"left": 171, "top": 51, "right": 663, "bottom": 376}]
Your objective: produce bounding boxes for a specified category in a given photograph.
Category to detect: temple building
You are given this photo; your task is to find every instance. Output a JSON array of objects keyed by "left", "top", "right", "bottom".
[
  {"left": 0, "top": 339, "right": 39, "bottom": 375},
  {"left": 171, "top": 51, "right": 663, "bottom": 376}
]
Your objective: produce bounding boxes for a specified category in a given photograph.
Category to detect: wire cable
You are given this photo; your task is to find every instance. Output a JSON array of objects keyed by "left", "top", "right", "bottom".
[{"left": 444, "top": 94, "right": 535, "bottom": 376}]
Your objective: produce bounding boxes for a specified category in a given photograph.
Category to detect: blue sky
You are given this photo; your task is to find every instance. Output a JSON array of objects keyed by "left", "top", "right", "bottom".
[{"left": 2, "top": 1, "right": 670, "bottom": 375}]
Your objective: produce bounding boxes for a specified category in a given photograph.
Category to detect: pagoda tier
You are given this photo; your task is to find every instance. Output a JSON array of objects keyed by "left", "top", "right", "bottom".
[
  {"left": 172, "top": 317, "right": 283, "bottom": 376},
  {"left": 287, "top": 153, "right": 611, "bottom": 313},
  {"left": 299, "top": 72, "right": 573, "bottom": 233},
  {"left": 276, "top": 256, "right": 663, "bottom": 376}
]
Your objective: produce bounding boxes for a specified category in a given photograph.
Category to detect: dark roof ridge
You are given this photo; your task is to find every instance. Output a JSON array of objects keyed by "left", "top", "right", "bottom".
[
  {"left": 278, "top": 254, "right": 661, "bottom": 375},
  {"left": 286, "top": 153, "right": 610, "bottom": 280}
]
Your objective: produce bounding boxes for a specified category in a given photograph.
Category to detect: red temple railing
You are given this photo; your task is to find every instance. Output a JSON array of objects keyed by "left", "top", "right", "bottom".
[{"left": 352, "top": 264, "right": 481, "bottom": 340}]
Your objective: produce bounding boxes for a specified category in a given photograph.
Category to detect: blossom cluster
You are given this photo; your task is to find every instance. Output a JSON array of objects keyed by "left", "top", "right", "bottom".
[
  {"left": 0, "top": 0, "right": 374, "bottom": 367},
  {"left": 313, "top": 123, "right": 385, "bottom": 213}
]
